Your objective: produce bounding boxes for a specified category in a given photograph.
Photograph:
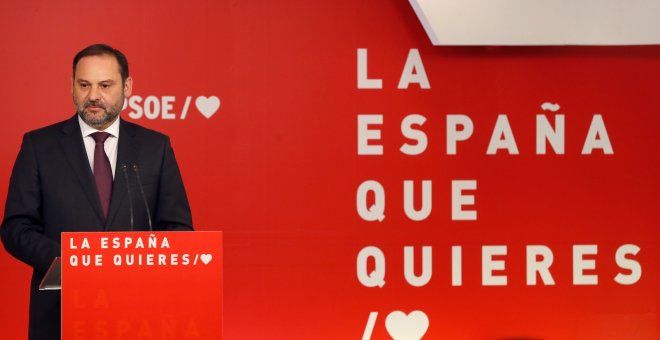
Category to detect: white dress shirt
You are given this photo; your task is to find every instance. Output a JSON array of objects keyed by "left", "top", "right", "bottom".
[{"left": 78, "top": 115, "right": 120, "bottom": 179}]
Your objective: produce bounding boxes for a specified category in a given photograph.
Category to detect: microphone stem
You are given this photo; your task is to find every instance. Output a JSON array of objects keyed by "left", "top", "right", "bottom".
[
  {"left": 133, "top": 164, "right": 153, "bottom": 231},
  {"left": 121, "top": 164, "right": 135, "bottom": 231}
]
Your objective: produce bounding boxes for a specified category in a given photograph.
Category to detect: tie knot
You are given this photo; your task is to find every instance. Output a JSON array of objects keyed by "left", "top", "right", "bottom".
[{"left": 91, "top": 132, "right": 111, "bottom": 144}]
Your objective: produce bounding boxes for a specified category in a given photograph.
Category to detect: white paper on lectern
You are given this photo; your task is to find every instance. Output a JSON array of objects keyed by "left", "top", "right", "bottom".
[{"left": 39, "top": 257, "right": 61, "bottom": 290}]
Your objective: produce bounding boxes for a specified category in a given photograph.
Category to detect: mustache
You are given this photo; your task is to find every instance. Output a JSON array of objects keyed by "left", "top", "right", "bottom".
[{"left": 84, "top": 100, "right": 106, "bottom": 109}]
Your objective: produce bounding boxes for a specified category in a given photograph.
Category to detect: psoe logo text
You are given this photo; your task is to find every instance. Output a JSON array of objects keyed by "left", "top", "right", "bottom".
[{"left": 124, "top": 95, "right": 220, "bottom": 120}]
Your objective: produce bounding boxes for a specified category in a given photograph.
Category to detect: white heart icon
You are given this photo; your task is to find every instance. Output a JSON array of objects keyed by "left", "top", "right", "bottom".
[
  {"left": 195, "top": 96, "right": 220, "bottom": 119},
  {"left": 385, "top": 310, "right": 429, "bottom": 340},
  {"left": 200, "top": 254, "right": 213, "bottom": 265}
]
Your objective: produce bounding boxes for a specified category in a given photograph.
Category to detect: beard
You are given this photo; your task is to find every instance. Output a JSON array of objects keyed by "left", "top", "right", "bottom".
[{"left": 75, "top": 95, "right": 124, "bottom": 130}]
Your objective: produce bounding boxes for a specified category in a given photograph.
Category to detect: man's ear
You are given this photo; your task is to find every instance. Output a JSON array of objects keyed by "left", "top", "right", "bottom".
[{"left": 123, "top": 76, "right": 133, "bottom": 97}]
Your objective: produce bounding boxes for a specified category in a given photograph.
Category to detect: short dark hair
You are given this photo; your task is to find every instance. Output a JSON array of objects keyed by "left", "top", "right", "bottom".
[{"left": 73, "top": 44, "right": 129, "bottom": 83}]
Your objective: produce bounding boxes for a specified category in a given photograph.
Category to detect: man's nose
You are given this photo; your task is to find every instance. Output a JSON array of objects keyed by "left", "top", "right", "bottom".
[{"left": 88, "top": 85, "right": 101, "bottom": 101}]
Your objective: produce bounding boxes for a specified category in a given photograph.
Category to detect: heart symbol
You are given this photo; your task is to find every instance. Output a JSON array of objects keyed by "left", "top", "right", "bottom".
[
  {"left": 385, "top": 311, "right": 429, "bottom": 340},
  {"left": 200, "top": 254, "right": 213, "bottom": 265},
  {"left": 195, "top": 96, "right": 220, "bottom": 119}
]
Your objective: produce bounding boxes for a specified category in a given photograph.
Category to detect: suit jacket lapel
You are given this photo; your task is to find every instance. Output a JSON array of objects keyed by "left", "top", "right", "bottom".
[
  {"left": 106, "top": 119, "right": 138, "bottom": 229},
  {"left": 59, "top": 115, "right": 106, "bottom": 225}
]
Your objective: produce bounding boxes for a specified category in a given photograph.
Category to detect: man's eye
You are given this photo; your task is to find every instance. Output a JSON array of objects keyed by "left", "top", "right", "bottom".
[
  {"left": 101, "top": 84, "right": 110, "bottom": 89},
  {"left": 80, "top": 83, "right": 89, "bottom": 88}
]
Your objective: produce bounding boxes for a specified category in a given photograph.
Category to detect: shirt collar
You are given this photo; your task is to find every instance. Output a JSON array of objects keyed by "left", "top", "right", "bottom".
[{"left": 78, "top": 114, "right": 120, "bottom": 138}]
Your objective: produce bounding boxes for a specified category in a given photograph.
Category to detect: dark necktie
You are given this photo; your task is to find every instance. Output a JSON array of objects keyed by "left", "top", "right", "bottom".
[{"left": 91, "top": 132, "right": 113, "bottom": 218}]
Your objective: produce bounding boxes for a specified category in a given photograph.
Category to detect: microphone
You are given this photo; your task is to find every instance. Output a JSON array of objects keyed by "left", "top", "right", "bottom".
[
  {"left": 120, "top": 164, "right": 135, "bottom": 231},
  {"left": 132, "top": 164, "right": 153, "bottom": 231}
]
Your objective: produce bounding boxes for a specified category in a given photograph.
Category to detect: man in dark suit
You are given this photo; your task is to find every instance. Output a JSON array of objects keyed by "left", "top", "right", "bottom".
[{"left": 1, "top": 44, "right": 193, "bottom": 340}]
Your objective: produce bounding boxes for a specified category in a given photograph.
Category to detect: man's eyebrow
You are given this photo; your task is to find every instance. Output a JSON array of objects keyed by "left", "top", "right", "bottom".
[{"left": 76, "top": 79, "right": 116, "bottom": 84}]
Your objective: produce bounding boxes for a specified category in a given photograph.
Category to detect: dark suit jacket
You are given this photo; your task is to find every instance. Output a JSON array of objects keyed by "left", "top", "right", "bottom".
[{"left": 1, "top": 115, "right": 193, "bottom": 340}]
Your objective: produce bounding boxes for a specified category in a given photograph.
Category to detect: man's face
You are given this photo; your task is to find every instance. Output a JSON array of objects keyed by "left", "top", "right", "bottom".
[{"left": 72, "top": 54, "right": 132, "bottom": 130}]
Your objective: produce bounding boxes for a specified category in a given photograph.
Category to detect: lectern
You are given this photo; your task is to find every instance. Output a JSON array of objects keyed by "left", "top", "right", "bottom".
[{"left": 49, "top": 231, "right": 223, "bottom": 339}]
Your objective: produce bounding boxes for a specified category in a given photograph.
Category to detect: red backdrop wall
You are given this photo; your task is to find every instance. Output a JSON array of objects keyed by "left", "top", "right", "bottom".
[{"left": 0, "top": 0, "right": 658, "bottom": 338}]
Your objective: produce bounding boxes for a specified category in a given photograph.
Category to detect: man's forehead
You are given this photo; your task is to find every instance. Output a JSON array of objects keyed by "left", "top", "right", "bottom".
[{"left": 74, "top": 54, "right": 122, "bottom": 80}]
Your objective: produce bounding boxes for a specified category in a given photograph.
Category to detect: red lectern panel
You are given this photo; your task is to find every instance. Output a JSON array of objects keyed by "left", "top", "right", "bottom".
[{"left": 61, "top": 231, "right": 222, "bottom": 339}]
